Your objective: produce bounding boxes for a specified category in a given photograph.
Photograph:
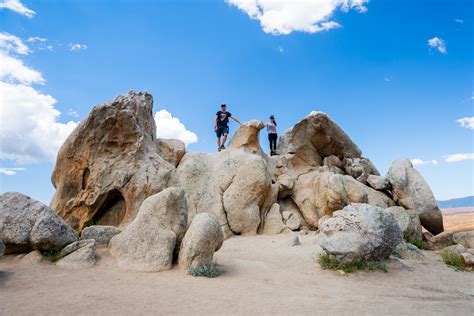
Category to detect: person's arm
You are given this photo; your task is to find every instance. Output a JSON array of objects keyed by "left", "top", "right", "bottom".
[
  {"left": 214, "top": 114, "right": 219, "bottom": 130},
  {"left": 231, "top": 115, "right": 242, "bottom": 125}
]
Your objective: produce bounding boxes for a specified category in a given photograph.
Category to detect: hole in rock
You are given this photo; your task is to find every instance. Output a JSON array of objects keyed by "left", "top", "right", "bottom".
[
  {"left": 82, "top": 168, "right": 90, "bottom": 190},
  {"left": 93, "top": 189, "right": 126, "bottom": 226}
]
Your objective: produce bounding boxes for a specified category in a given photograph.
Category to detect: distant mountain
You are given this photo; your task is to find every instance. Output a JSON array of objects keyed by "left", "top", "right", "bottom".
[{"left": 437, "top": 196, "right": 474, "bottom": 208}]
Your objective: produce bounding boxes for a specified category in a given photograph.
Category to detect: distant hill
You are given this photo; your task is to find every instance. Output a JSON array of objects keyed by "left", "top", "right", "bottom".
[{"left": 437, "top": 196, "right": 474, "bottom": 208}]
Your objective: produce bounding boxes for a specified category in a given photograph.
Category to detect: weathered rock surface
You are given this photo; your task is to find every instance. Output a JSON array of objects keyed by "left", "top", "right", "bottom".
[
  {"left": 286, "top": 214, "right": 301, "bottom": 231},
  {"left": 319, "top": 204, "right": 403, "bottom": 263},
  {"left": 426, "top": 231, "right": 454, "bottom": 250},
  {"left": 393, "top": 242, "right": 425, "bottom": 261},
  {"left": 109, "top": 187, "right": 187, "bottom": 272},
  {"left": 56, "top": 239, "right": 96, "bottom": 269},
  {"left": 156, "top": 138, "right": 186, "bottom": 167},
  {"left": 59, "top": 239, "right": 96, "bottom": 258},
  {"left": 386, "top": 207, "right": 422, "bottom": 242},
  {"left": 367, "top": 175, "right": 389, "bottom": 191},
  {"left": 277, "top": 111, "right": 362, "bottom": 175},
  {"left": 171, "top": 121, "right": 274, "bottom": 238},
  {"left": 461, "top": 253, "right": 474, "bottom": 266},
  {"left": 81, "top": 225, "right": 121, "bottom": 245},
  {"left": 178, "top": 213, "right": 223, "bottom": 269},
  {"left": 291, "top": 169, "right": 395, "bottom": 228},
  {"left": 51, "top": 91, "right": 174, "bottom": 231},
  {"left": 263, "top": 204, "right": 285, "bottom": 235},
  {"left": 453, "top": 231, "right": 474, "bottom": 249},
  {"left": 387, "top": 158, "right": 444, "bottom": 235},
  {"left": 0, "top": 192, "right": 78, "bottom": 254},
  {"left": 0, "top": 240, "right": 4, "bottom": 257},
  {"left": 343, "top": 157, "right": 380, "bottom": 182}
]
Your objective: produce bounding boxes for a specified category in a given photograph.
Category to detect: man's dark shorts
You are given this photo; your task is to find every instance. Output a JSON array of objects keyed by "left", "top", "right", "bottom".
[{"left": 216, "top": 126, "right": 229, "bottom": 138}]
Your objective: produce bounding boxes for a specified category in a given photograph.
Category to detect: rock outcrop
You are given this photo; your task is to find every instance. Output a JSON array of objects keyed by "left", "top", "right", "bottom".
[
  {"left": 262, "top": 203, "right": 285, "bottom": 235},
  {"left": 0, "top": 192, "right": 78, "bottom": 254},
  {"left": 319, "top": 204, "right": 403, "bottom": 263},
  {"left": 170, "top": 120, "right": 275, "bottom": 238},
  {"left": 387, "top": 158, "right": 444, "bottom": 235},
  {"left": 453, "top": 231, "right": 474, "bottom": 249},
  {"left": 80, "top": 225, "right": 121, "bottom": 246},
  {"left": 386, "top": 206, "right": 422, "bottom": 242},
  {"left": 56, "top": 239, "right": 96, "bottom": 269},
  {"left": 109, "top": 187, "right": 187, "bottom": 272},
  {"left": 156, "top": 138, "right": 186, "bottom": 167},
  {"left": 51, "top": 91, "right": 174, "bottom": 231},
  {"left": 178, "top": 213, "right": 223, "bottom": 269},
  {"left": 271, "top": 112, "right": 394, "bottom": 229}
]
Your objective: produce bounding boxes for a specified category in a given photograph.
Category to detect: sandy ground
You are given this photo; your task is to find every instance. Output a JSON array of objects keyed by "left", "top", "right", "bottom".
[
  {"left": 1, "top": 234, "right": 473, "bottom": 315},
  {"left": 442, "top": 208, "right": 474, "bottom": 232}
]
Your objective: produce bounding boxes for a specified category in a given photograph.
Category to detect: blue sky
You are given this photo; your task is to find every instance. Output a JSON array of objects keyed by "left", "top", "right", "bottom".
[{"left": 0, "top": 0, "right": 472, "bottom": 204}]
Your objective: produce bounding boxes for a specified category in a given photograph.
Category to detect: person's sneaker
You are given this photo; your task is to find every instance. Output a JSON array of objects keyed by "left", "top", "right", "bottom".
[
  {"left": 220, "top": 145, "right": 226, "bottom": 150},
  {"left": 218, "top": 147, "right": 221, "bottom": 152}
]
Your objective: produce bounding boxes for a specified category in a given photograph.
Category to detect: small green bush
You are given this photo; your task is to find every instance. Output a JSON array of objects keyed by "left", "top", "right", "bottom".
[
  {"left": 318, "top": 255, "right": 388, "bottom": 273},
  {"left": 42, "top": 249, "right": 62, "bottom": 262},
  {"left": 410, "top": 239, "right": 428, "bottom": 250},
  {"left": 188, "top": 263, "right": 221, "bottom": 278},
  {"left": 440, "top": 251, "right": 470, "bottom": 271}
]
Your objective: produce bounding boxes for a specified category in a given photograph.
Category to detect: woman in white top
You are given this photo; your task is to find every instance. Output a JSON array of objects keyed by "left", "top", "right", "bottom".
[{"left": 266, "top": 115, "right": 278, "bottom": 156}]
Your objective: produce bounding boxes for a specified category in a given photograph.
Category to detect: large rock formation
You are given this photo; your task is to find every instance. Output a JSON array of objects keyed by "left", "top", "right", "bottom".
[
  {"left": 319, "top": 203, "right": 403, "bottom": 263},
  {"left": 170, "top": 120, "right": 275, "bottom": 238},
  {"left": 51, "top": 91, "right": 174, "bottom": 231},
  {"left": 109, "top": 187, "right": 187, "bottom": 272},
  {"left": 178, "top": 213, "right": 223, "bottom": 269},
  {"left": 387, "top": 158, "right": 444, "bottom": 235},
  {"left": 0, "top": 192, "right": 78, "bottom": 254}
]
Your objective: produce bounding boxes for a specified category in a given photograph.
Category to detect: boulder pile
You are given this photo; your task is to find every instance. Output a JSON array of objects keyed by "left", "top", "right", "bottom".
[{"left": 0, "top": 90, "right": 455, "bottom": 271}]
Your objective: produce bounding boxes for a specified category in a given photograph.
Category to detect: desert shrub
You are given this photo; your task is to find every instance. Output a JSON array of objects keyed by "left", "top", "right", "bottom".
[
  {"left": 318, "top": 255, "right": 388, "bottom": 273},
  {"left": 188, "top": 263, "right": 221, "bottom": 278},
  {"left": 410, "top": 239, "right": 428, "bottom": 250},
  {"left": 440, "top": 251, "right": 470, "bottom": 271},
  {"left": 42, "top": 249, "right": 62, "bottom": 262}
]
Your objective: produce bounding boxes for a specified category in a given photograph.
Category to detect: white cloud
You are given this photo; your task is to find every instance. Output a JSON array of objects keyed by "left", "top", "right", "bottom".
[
  {"left": 428, "top": 37, "right": 447, "bottom": 54},
  {"left": 226, "top": 0, "right": 368, "bottom": 35},
  {"left": 0, "top": 51, "right": 44, "bottom": 85},
  {"left": 454, "top": 19, "right": 464, "bottom": 24},
  {"left": 69, "top": 43, "right": 87, "bottom": 51},
  {"left": 0, "top": 32, "right": 30, "bottom": 55},
  {"left": 0, "top": 0, "right": 35, "bottom": 18},
  {"left": 67, "top": 108, "right": 79, "bottom": 117},
  {"left": 411, "top": 159, "right": 438, "bottom": 166},
  {"left": 278, "top": 46, "right": 284, "bottom": 53},
  {"left": 154, "top": 110, "right": 198, "bottom": 146},
  {"left": 26, "top": 36, "right": 47, "bottom": 43},
  {"left": 384, "top": 76, "right": 391, "bottom": 82},
  {"left": 444, "top": 153, "right": 474, "bottom": 163},
  {"left": 0, "top": 167, "right": 26, "bottom": 176},
  {"left": 457, "top": 117, "right": 474, "bottom": 130},
  {"left": 0, "top": 82, "right": 78, "bottom": 163}
]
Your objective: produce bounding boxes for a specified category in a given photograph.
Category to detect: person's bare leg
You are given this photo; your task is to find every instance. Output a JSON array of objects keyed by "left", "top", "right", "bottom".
[
  {"left": 217, "top": 137, "right": 221, "bottom": 149},
  {"left": 222, "top": 133, "right": 228, "bottom": 147}
]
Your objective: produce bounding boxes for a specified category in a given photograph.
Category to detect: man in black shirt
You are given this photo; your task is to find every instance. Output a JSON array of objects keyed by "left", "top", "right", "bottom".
[{"left": 215, "top": 104, "right": 242, "bottom": 151}]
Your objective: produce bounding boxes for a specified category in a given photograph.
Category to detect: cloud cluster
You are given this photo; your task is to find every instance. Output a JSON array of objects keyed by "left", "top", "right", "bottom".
[
  {"left": 444, "top": 153, "right": 474, "bottom": 163},
  {"left": 226, "top": 0, "right": 368, "bottom": 35},
  {"left": 0, "top": 0, "right": 35, "bottom": 18},
  {"left": 427, "top": 37, "right": 447, "bottom": 54},
  {"left": 0, "top": 32, "right": 78, "bottom": 165},
  {"left": 0, "top": 167, "right": 25, "bottom": 176},
  {"left": 457, "top": 117, "right": 474, "bottom": 130},
  {"left": 154, "top": 110, "right": 198, "bottom": 146},
  {"left": 69, "top": 43, "right": 87, "bottom": 51},
  {"left": 411, "top": 159, "right": 438, "bottom": 166}
]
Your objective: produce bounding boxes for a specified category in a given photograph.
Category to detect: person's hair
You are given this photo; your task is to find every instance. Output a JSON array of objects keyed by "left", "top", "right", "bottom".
[
  {"left": 221, "top": 104, "right": 226, "bottom": 108},
  {"left": 270, "top": 115, "right": 277, "bottom": 126}
]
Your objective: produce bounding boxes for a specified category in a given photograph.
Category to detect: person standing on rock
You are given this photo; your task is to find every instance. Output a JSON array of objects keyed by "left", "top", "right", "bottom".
[
  {"left": 215, "top": 104, "right": 242, "bottom": 151},
  {"left": 266, "top": 115, "right": 278, "bottom": 156}
]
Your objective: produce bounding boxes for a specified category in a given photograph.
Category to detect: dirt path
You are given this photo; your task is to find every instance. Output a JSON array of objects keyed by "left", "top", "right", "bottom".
[{"left": 1, "top": 234, "right": 473, "bottom": 315}]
